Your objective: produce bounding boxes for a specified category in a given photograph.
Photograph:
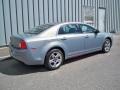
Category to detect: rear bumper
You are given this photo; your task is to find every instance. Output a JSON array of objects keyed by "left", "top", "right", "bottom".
[{"left": 9, "top": 45, "right": 44, "bottom": 65}]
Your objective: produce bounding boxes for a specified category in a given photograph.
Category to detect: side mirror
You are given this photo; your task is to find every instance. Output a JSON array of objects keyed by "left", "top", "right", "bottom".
[{"left": 94, "top": 29, "right": 99, "bottom": 34}]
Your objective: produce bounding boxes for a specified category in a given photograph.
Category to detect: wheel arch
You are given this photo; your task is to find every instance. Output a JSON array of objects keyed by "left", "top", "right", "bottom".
[
  {"left": 46, "top": 46, "right": 65, "bottom": 59},
  {"left": 105, "top": 37, "right": 112, "bottom": 47}
]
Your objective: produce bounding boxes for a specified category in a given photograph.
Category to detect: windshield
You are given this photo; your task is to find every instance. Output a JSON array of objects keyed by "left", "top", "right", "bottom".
[{"left": 24, "top": 24, "right": 55, "bottom": 34}]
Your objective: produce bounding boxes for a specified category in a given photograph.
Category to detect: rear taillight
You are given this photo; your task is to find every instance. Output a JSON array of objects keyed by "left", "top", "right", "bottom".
[{"left": 19, "top": 40, "right": 27, "bottom": 49}]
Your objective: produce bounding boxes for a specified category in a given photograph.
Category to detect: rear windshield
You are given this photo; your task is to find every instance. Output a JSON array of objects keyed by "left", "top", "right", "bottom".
[{"left": 24, "top": 24, "right": 55, "bottom": 34}]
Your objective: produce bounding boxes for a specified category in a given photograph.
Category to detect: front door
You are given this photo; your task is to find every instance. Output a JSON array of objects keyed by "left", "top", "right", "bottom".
[{"left": 79, "top": 24, "right": 102, "bottom": 51}]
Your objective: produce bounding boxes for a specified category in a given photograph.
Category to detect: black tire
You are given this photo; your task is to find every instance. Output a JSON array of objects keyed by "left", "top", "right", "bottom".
[
  {"left": 44, "top": 49, "right": 64, "bottom": 70},
  {"left": 102, "top": 39, "right": 111, "bottom": 53}
]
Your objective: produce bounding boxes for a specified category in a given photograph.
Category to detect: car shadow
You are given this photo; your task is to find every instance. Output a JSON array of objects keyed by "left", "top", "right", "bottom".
[{"left": 0, "top": 51, "right": 103, "bottom": 76}]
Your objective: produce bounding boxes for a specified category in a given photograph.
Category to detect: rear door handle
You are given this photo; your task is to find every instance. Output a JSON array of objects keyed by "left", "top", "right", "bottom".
[
  {"left": 85, "top": 35, "right": 89, "bottom": 38},
  {"left": 60, "top": 37, "right": 67, "bottom": 40}
]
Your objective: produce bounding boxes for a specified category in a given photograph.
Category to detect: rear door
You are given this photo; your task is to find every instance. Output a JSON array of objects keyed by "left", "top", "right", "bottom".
[{"left": 57, "top": 24, "right": 85, "bottom": 57}]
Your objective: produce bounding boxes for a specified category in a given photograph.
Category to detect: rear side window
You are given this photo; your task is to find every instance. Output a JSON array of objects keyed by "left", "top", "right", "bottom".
[
  {"left": 58, "top": 24, "right": 82, "bottom": 34},
  {"left": 24, "top": 24, "right": 55, "bottom": 34}
]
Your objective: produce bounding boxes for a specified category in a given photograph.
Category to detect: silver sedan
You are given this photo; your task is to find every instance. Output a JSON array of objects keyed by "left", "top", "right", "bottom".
[{"left": 9, "top": 22, "right": 113, "bottom": 70}]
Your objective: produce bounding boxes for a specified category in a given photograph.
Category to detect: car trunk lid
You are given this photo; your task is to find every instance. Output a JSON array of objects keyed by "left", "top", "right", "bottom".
[{"left": 10, "top": 34, "right": 34, "bottom": 48}]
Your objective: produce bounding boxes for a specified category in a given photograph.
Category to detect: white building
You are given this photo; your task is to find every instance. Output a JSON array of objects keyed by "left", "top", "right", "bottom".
[{"left": 0, "top": 0, "right": 120, "bottom": 46}]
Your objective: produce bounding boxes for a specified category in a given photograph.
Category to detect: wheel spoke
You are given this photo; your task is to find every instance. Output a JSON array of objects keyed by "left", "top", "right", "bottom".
[
  {"left": 49, "top": 59, "right": 54, "bottom": 63},
  {"left": 52, "top": 62, "right": 57, "bottom": 67},
  {"left": 56, "top": 59, "right": 61, "bottom": 63},
  {"left": 51, "top": 53, "right": 55, "bottom": 58},
  {"left": 55, "top": 53, "right": 61, "bottom": 58}
]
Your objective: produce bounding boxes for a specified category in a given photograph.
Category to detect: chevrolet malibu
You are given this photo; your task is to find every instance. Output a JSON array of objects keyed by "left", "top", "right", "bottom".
[{"left": 9, "top": 22, "right": 113, "bottom": 70}]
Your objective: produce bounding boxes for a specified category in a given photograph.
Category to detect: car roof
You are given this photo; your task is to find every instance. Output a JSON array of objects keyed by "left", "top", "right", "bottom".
[
  {"left": 55, "top": 22, "right": 95, "bottom": 28},
  {"left": 45, "top": 22, "right": 94, "bottom": 27},
  {"left": 40, "top": 22, "right": 82, "bottom": 25}
]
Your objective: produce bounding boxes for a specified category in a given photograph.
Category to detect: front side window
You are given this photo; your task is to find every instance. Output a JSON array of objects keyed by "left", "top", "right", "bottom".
[
  {"left": 79, "top": 24, "right": 95, "bottom": 33},
  {"left": 58, "top": 24, "right": 82, "bottom": 34}
]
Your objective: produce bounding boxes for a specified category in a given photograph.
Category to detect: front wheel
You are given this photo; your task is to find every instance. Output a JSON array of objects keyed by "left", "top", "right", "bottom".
[
  {"left": 102, "top": 39, "right": 111, "bottom": 53},
  {"left": 45, "top": 49, "right": 64, "bottom": 70}
]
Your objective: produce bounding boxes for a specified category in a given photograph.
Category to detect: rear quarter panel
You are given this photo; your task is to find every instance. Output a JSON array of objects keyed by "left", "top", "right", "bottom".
[{"left": 26, "top": 36, "right": 69, "bottom": 62}]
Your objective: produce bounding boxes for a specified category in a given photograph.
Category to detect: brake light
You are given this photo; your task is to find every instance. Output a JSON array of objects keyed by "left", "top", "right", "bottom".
[{"left": 19, "top": 40, "right": 27, "bottom": 49}]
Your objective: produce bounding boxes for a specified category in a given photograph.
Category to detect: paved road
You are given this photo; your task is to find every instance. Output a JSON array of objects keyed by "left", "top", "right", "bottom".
[
  {"left": 0, "top": 35, "right": 120, "bottom": 90},
  {"left": 0, "top": 47, "right": 9, "bottom": 59}
]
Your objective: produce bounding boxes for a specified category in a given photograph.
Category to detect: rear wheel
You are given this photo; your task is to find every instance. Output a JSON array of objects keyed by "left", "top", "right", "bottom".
[
  {"left": 102, "top": 39, "right": 111, "bottom": 53},
  {"left": 45, "top": 49, "right": 64, "bottom": 70}
]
